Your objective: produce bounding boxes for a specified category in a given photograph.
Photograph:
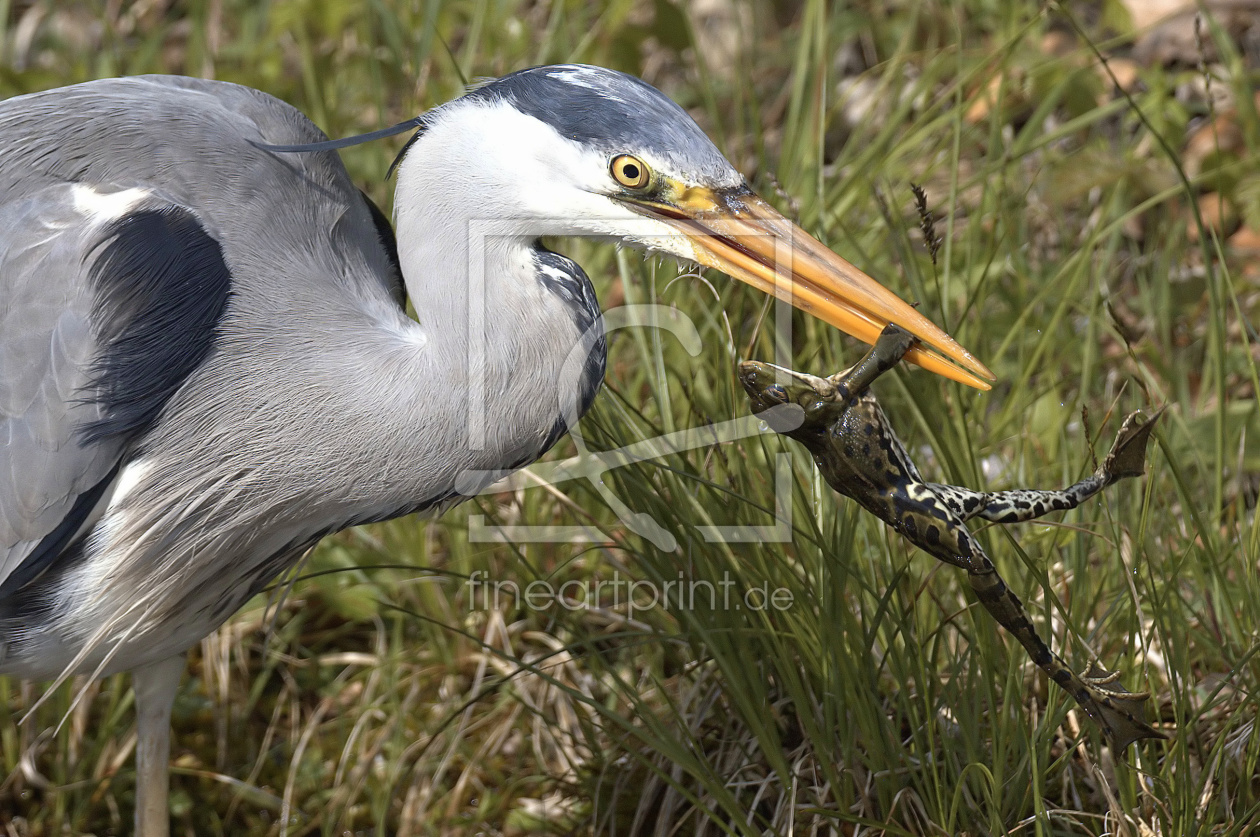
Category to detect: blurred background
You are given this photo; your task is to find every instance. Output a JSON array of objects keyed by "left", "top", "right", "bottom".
[{"left": 1, "top": 1, "right": 1258, "bottom": 834}]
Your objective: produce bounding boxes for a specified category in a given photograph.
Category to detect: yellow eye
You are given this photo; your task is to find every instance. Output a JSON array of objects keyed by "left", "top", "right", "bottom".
[{"left": 610, "top": 154, "right": 651, "bottom": 189}]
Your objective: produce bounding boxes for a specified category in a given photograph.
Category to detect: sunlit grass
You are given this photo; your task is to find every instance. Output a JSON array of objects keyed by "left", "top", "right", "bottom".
[{"left": 1, "top": 1, "right": 1258, "bottom": 834}]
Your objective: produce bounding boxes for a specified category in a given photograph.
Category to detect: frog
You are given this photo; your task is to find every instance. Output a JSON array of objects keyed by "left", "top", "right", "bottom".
[{"left": 739, "top": 324, "right": 1165, "bottom": 749}]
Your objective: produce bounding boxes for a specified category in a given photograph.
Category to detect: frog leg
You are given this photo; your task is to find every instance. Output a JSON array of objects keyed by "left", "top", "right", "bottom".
[
  {"left": 913, "top": 476, "right": 1119, "bottom": 525},
  {"left": 923, "top": 408, "right": 1163, "bottom": 525},
  {"left": 889, "top": 491, "right": 1163, "bottom": 749},
  {"left": 926, "top": 480, "right": 1110, "bottom": 525},
  {"left": 914, "top": 483, "right": 991, "bottom": 521},
  {"left": 965, "top": 557, "right": 1164, "bottom": 749},
  {"left": 1100, "top": 407, "right": 1164, "bottom": 480},
  {"left": 828, "top": 324, "right": 916, "bottom": 401}
]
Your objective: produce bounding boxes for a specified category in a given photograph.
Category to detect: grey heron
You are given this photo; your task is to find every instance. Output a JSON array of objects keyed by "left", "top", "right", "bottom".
[{"left": 0, "top": 65, "right": 993, "bottom": 834}]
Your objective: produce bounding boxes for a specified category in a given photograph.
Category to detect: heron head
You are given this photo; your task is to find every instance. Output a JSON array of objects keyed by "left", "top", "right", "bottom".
[{"left": 396, "top": 64, "right": 993, "bottom": 389}]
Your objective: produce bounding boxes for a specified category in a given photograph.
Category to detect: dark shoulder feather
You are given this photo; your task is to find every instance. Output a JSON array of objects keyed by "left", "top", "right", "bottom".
[
  {"left": 359, "top": 190, "right": 404, "bottom": 307},
  {"left": 80, "top": 206, "right": 232, "bottom": 443}
]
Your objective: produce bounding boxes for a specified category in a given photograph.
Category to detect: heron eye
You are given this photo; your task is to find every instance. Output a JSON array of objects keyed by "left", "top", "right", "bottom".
[{"left": 611, "top": 154, "right": 651, "bottom": 190}]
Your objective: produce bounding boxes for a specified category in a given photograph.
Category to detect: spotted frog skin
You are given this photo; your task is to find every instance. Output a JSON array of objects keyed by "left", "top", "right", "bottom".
[{"left": 740, "top": 325, "right": 1165, "bottom": 749}]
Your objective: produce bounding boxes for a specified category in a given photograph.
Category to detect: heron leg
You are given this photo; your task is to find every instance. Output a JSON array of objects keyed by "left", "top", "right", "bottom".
[{"left": 133, "top": 654, "right": 185, "bottom": 837}]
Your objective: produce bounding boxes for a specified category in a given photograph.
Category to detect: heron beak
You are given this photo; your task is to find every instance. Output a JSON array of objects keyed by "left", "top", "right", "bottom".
[{"left": 623, "top": 185, "right": 994, "bottom": 389}]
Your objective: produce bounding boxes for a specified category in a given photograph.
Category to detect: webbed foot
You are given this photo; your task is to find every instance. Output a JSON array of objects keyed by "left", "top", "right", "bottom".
[
  {"left": 1101, "top": 408, "right": 1165, "bottom": 483},
  {"left": 1075, "top": 662, "right": 1165, "bottom": 750},
  {"left": 871, "top": 323, "right": 917, "bottom": 363}
]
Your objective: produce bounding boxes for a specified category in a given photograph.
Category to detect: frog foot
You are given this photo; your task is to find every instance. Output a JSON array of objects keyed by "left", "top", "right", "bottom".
[
  {"left": 1076, "top": 662, "right": 1165, "bottom": 749},
  {"left": 871, "top": 323, "right": 917, "bottom": 362},
  {"left": 1101, "top": 407, "right": 1165, "bottom": 483}
]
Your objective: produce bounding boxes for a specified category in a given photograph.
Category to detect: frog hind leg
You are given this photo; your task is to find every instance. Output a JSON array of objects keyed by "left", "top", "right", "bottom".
[
  {"left": 1077, "top": 663, "right": 1166, "bottom": 750},
  {"left": 926, "top": 407, "right": 1164, "bottom": 526},
  {"left": 917, "top": 483, "right": 992, "bottom": 521},
  {"left": 945, "top": 481, "right": 1109, "bottom": 525},
  {"left": 918, "top": 475, "right": 1115, "bottom": 524},
  {"left": 907, "top": 500, "right": 1166, "bottom": 749},
  {"left": 964, "top": 560, "right": 1164, "bottom": 748}
]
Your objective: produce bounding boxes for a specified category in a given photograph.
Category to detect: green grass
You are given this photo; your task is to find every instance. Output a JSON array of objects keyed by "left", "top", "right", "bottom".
[{"left": 2, "top": 0, "right": 1259, "bottom": 834}]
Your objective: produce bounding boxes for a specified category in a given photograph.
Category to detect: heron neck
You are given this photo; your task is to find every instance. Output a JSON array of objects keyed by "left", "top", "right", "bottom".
[
  {"left": 396, "top": 222, "right": 555, "bottom": 361},
  {"left": 390, "top": 186, "right": 601, "bottom": 486}
]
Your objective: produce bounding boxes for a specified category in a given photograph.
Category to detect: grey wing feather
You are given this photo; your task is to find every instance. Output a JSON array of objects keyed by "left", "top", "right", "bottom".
[
  {"left": 0, "top": 75, "right": 293, "bottom": 593},
  {"left": 0, "top": 75, "right": 401, "bottom": 602},
  {"left": 0, "top": 186, "right": 128, "bottom": 586}
]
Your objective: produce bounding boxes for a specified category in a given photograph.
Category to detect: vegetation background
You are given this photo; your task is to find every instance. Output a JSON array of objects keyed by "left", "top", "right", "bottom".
[{"left": 0, "top": 0, "right": 1256, "bottom": 834}]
